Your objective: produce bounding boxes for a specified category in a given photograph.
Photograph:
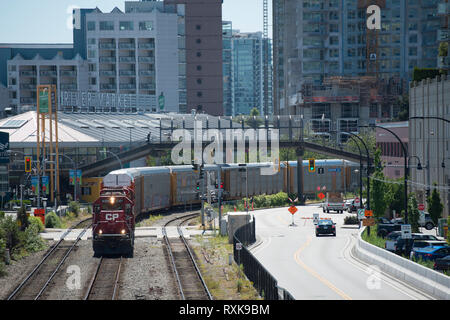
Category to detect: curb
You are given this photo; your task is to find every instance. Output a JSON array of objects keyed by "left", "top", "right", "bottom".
[{"left": 353, "top": 227, "right": 450, "bottom": 300}]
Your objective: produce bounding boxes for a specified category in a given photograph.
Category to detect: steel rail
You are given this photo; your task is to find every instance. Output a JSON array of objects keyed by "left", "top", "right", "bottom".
[
  {"left": 7, "top": 217, "right": 92, "bottom": 300},
  {"left": 163, "top": 224, "right": 185, "bottom": 300},
  {"left": 84, "top": 256, "right": 123, "bottom": 300},
  {"left": 163, "top": 212, "right": 212, "bottom": 300},
  {"left": 177, "top": 218, "right": 213, "bottom": 300},
  {"left": 34, "top": 225, "right": 91, "bottom": 300}
]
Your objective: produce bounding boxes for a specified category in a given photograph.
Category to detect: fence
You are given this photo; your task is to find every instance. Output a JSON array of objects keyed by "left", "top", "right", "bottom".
[{"left": 233, "top": 218, "right": 295, "bottom": 300}]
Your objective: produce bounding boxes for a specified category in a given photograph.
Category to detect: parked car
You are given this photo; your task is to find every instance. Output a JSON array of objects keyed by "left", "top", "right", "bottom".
[
  {"left": 315, "top": 219, "right": 336, "bottom": 237},
  {"left": 377, "top": 219, "right": 405, "bottom": 238},
  {"left": 409, "top": 240, "right": 448, "bottom": 259},
  {"left": 433, "top": 255, "right": 450, "bottom": 271},
  {"left": 389, "top": 233, "right": 440, "bottom": 255},
  {"left": 419, "top": 212, "right": 435, "bottom": 230},
  {"left": 384, "top": 231, "right": 403, "bottom": 252},
  {"left": 411, "top": 246, "right": 450, "bottom": 261}
]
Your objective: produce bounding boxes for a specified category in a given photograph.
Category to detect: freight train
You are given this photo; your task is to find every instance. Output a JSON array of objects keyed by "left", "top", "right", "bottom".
[{"left": 92, "top": 159, "right": 359, "bottom": 255}]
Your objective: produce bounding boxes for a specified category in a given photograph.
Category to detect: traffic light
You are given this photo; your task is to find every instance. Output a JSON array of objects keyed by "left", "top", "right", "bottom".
[
  {"left": 196, "top": 181, "right": 200, "bottom": 191},
  {"left": 192, "top": 163, "right": 199, "bottom": 172},
  {"left": 25, "top": 156, "right": 32, "bottom": 173},
  {"left": 308, "top": 158, "right": 315, "bottom": 173}
]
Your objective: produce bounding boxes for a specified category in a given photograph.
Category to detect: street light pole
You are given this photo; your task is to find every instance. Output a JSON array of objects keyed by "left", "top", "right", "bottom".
[
  {"left": 361, "top": 125, "right": 409, "bottom": 223},
  {"left": 100, "top": 150, "right": 123, "bottom": 169},
  {"left": 342, "top": 134, "right": 363, "bottom": 208},
  {"left": 341, "top": 131, "right": 371, "bottom": 209}
]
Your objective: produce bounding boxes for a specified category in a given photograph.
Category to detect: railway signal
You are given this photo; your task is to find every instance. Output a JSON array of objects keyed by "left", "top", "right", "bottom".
[
  {"left": 25, "top": 156, "right": 32, "bottom": 173},
  {"left": 308, "top": 158, "right": 316, "bottom": 173}
]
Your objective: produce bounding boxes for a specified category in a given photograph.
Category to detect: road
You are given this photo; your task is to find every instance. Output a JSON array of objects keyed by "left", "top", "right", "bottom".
[{"left": 250, "top": 205, "right": 435, "bottom": 300}]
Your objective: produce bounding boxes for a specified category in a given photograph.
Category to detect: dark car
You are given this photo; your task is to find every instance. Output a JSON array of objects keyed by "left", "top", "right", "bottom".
[
  {"left": 377, "top": 219, "right": 404, "bottom": 238},
  {"left": 391, "top": 234, "right": 440, "bottom": 255},
  {"left": 315, "top": 219, "right": 336, "bottom": 237},
  {"left": 412, "top": 246, "right": 450, "bottom": 261},
  {"left": 434, "top": 255, "right": 450, "bottom": 271}
]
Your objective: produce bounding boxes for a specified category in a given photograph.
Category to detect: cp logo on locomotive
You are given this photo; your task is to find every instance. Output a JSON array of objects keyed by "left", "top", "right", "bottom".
[{"left": 105, "top": 213, "right": 120, "bottom": 221}]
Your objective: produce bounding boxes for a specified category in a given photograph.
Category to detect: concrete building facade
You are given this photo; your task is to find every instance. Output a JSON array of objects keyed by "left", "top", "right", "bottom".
[
  {"left": 409, "top": 75, "right": 450, "bottom": 217},
  {"left": 273, "top": 0, "right": 442, "bottom": 115}
]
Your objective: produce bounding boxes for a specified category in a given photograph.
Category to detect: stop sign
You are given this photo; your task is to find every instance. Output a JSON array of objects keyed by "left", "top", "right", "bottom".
[
  {"left": 418, "top": 204, "right": 425, "bottom": 211},
  {"left": 355, "top": 198, "right": 360, "bottom": 204}
]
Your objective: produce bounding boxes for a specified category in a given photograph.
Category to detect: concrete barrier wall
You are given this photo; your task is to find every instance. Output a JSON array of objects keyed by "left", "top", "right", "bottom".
[{"left": 353, "top": 228, "right": 450, "bottom": 300}]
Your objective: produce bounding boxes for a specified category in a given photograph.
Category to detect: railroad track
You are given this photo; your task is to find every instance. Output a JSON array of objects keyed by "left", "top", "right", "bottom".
[
  {"left": 163, "top": 212, "right": 213, "bottom": 300},
  {"left": 84, "top": 256, "right": 122, "bottom": 300},
  {"left": 7, "top": 217, "right": 92, "bottom": 300}
]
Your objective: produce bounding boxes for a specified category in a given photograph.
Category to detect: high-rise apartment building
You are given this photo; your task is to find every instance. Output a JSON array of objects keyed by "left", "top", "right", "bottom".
[
  {"left": 165, "top": 0, "right": 224, "bottom": 116},
  {"left": 2, "top": 0, "right": 224, "bottom": 115},
  {"left": 273, "top": 0, "right": 442, "bottom": 115},
  {"left": 221, "top": 26, "right": 273, "bottom": 116}
]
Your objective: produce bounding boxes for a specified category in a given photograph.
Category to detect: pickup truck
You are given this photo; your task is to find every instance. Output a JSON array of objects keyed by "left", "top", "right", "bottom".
[
  {"left": 322, "top": 192, "right": 345, "bottom": 213},
  {"left": 377, "top": 218, "right": 404, "bottom": 238}
]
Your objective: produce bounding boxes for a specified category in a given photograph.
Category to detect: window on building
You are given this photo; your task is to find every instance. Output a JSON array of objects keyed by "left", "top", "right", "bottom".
[
  {"left": 87, "top": 21, "right": 95, "bottom": 31},
  {"left": 88, "top": 38, "right": 96, "bottom": 45},
  {"left": 88, "top": 50, "right": 96, "bottom": 59},
  {"left": 196, "top": 52, "right": 202, "bottom": 57},
  {"left": 139, "top": 21, "right": 153, "bottom": 31},
  {"left": 88, "top": 64, "right": 96, "bottom": 72},
  {"left": 196, "top": 65, "right": 202, "bottom": 71},
  {"left": 196, "top": 24, "right": 201, "bottom": 30},
  {"left": 99, "top": 21, "right": 114, "bottom": 31},
  {"left": 329, "top": 24, "right": 339, "bottom": 33},
  {"left": 197, "top": 78, "right": 202, "bottom": 84},
  {"left": 329, "top": 36, "right": 339, "bottom": 45},
  {"left": 409, "top": 34, "right": 418, "bottom": 43},
  {"left": 329, "top": 49, "right": 339, "bottom": 58},
  {"left": 197, "top": 91, "right": 203, "bottom": 97},
  {"left": 119, "top": 21, "right": 133, "bottom": 31},
  {"left": 196, "top": 38, "right": 202, "bottom": 44},
  {"left": 409, "top": 47, "right": 417, "bottom": 56}
]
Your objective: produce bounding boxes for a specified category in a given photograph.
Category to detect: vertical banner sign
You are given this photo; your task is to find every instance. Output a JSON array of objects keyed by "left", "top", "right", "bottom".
[
  {"left": 0, "top": 132, "right": 9, "bottom": 164},
  {"left": 69, "top": 170, "right": 75, "bottom": 185},
  {"left": 31, "top": 176, "right": 39, "bottom": 195},
  {"left": 76, "top": 169, "right": 82, "bottom": 185},
  {"left": 39, "top": 89, "right": 49, "bottom": 114},
  {"left": 42, "top": 176, "right": 49, "bottom": 195},
  {"left": 158, "top": 92, "right": 165, "bottom": 111}
]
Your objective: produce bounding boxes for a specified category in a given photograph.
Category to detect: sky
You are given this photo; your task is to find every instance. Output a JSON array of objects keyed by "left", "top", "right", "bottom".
[{"left": 0, "top": 0, "right": 272, "bottom": 44}]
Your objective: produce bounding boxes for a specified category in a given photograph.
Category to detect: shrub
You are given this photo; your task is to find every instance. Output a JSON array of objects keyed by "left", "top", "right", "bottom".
[
  {"left": 69, "top": 201, "right": 80, "bottom": 217},
  {"left": 0, "top": 211, "right": 5, "bottom": 220},
  {"left": 28, "top": 216, "right": 45, "bottom": 233},
  {"left": 16, "top": 206, "right": 29, "bottom": 231},
  {"left": 22, "top": 224, "right": 46, "bottom": 253},
  {"left": 45, "top": 212, "right": 62, "bottom": 229},
  {"left": 0, "top": 216, "right": 21, "bottom": 252},
  {"left": 344, "top": 215, "right": 359, "bottom": 225},
  {"left": 0, "top": 238, "right": 5, "bottom": 276}
]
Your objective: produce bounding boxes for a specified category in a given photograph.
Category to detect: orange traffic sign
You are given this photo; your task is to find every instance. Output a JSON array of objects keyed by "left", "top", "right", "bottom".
[
  {"left": 288, "top": 206, "right": 298, "bottom": 215},
  {"left": 318, "top": 192, "right": 325, "bottom": 200},
  {"left": 364, "top": 210, "right": 373, "bottom": 217}
]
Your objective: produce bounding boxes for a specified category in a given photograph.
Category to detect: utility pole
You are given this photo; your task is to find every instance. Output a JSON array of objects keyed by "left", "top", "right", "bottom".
[{"left": 200, "top": 163, "right": 205, "bottom": 232}]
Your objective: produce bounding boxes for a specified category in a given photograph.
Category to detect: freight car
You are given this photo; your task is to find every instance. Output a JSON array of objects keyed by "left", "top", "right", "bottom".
[{"left": 92, "top": 159, "right": 358, "bottom": 256}]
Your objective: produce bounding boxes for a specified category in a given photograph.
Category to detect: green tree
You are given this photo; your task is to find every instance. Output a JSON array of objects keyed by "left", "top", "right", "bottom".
[
  {"left": 245, "top": 107, "right": 263, "bottom": 129},
  {"left": 370, "top": 148, "right": 389, "bottom": 217},
  {"left": 426, "top": 187, "right": 443, "bottom": 227},
  {"left": 388, "top": 180, "right": 405, "bottom": 218},
  {"left": 0, "top": 216, "right": 21, "bottom": 253},
  {"left": 407, "top": 193, "right": 420, "bottom": 233}
]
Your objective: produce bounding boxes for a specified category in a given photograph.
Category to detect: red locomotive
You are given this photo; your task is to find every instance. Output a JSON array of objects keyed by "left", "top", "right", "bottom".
[{"left": 92, "top": 185, "right": 136, "bottom": 256}]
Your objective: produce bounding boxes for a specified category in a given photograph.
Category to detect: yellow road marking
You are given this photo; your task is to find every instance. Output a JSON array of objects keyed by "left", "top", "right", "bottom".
[{"left": 294, "top": 236, "right": 353, "bottom": 300}]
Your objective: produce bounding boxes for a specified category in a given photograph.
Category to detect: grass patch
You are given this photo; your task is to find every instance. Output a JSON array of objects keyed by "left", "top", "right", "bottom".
[
  {"left": 361, "top": 225, "right": 386, "bottom": 249},
  {"left": 135, "top": 214, "right": 164, "bottom": 227},
  {"left": 192, "top": 234, "right": 261, "bottom": 300}
]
